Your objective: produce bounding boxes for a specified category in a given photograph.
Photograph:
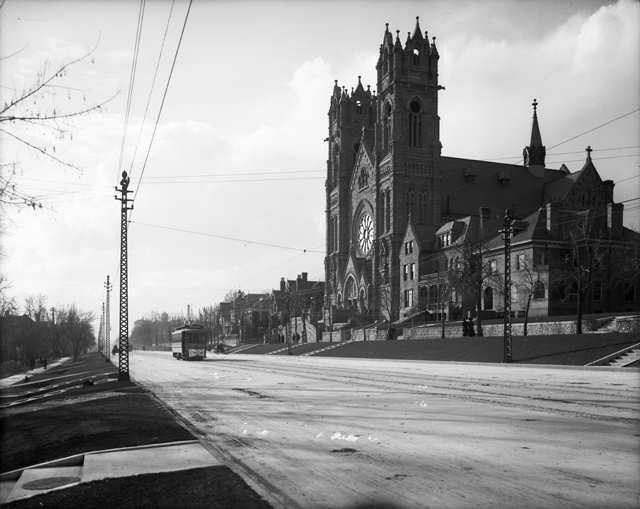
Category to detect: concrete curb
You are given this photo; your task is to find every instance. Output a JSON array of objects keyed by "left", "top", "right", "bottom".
[{"left": 0, "top": 440, "right": 220, "bottom": 504}]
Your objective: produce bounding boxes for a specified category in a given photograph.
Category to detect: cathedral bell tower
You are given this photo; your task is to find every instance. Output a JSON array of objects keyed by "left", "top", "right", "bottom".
[
  {"left": 325, "top": 77, "right": 376, "bottom": 310},
  {"left": 373, "top": 17, "right": 443, "bottom": 321}
]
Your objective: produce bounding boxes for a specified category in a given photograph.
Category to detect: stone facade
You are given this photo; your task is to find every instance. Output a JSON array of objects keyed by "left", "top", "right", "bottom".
[{"left": 324, "top": 18, "right": 640, "bottom": 327}]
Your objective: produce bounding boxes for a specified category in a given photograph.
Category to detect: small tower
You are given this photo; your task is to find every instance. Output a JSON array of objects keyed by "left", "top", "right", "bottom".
[{"left": 523, "top": 98, "right": 546, "bottom": 175}]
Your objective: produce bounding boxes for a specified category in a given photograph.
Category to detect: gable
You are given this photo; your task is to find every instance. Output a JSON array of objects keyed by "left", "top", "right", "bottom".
[{"left": 349, "top": 143, "right": 374, "bottom": 192}]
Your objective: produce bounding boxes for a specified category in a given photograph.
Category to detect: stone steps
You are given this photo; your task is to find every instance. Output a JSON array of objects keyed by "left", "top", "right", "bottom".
[
  {"left": 302, "top": 340, "right": 355, "bottom": 357},
  {"left": 608, "top": 348, "right": 640, "bottom": 367}
]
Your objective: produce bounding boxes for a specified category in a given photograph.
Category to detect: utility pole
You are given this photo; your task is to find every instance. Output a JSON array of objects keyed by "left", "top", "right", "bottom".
[
  {"left": 115, "top": 171, "right": 133, "bottom": 381},
  {"left": 98, "top": 302, "right": 105, "bottom": 356},
  {"left": 104, "top": 275, "right": 112, "bottom": 361},
  {"left": 499, "top": 209, "right": 522, "bottom": 363},
  {"left": 50, "top": 307, "right": 57, "bottom": 357}
]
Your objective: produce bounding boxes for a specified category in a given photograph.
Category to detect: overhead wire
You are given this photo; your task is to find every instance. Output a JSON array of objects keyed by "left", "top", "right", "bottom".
[
  {"left": 130, "top": 220, "right": 325, "bottom": 254},
  {"left": 116, "top": 0, "right": 146, "bottom": 180},
  {"left": 129, "top": 0, "right": 193, "bottom": 222},
  {"left": 548, "top": 108, "right": 640, "bottom": 150},
  {"left": 127, "top": 0, "right": 176, "bottom": 180}
]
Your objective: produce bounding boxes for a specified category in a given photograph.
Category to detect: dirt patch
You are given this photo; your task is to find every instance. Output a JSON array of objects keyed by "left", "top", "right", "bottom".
[
  {"left": 3, "top": 466, "right": 272, "bottom": 509},
  {"left": 331, "top": 447, "right": 357, "bottom": 454},
  {"left": 231, "top": 388, "right": 270, "bottom": 399}
]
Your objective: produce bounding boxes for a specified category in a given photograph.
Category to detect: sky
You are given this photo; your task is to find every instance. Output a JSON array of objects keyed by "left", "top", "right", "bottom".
[{"left": 1, "top": 0, "right": 638, "bottom": 333}]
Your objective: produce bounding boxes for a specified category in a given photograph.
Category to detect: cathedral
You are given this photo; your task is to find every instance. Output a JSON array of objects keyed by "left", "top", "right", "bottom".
[{"left": 324, "top": 17, "right": 638, "bottom": 329}]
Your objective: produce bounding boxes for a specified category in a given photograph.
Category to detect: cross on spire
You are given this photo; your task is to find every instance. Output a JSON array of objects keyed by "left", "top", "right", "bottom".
[
  {"left": 532, "top": 98, "right": 538, "bottom": 113},
  {"left": 586, "top": 145, "right": 592, "bottom": 160}
]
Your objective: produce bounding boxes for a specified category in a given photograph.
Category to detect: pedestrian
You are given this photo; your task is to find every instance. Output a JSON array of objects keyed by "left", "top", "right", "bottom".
[
  {"left": 462, "top": 318, "right": 468, "bottom": 336},
  {"left": 468, "top": 317, "right": 476, "bottom": 337}
]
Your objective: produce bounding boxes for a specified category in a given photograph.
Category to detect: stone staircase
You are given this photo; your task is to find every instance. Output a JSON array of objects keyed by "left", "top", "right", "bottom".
[
  {"left": 585, "top": 342, "right": 640, "bottom": 367},
  {"left": 266, "top": 343, "right": 307, "bottom": 355},
  {"left": 302, "top": 340, "right": 355, "bottom": 357},
  {"left": 608, "top": 347, "right": 640, "bottom": 367},
  {"left": 226, "top": 344, "right": 260, "bottom": 354}
]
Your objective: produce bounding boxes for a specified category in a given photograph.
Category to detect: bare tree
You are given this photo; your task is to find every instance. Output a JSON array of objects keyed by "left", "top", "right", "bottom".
[
  {"left": 24, "top": 294, "right": 47, "bottom": 321},
  {"left": 514, "top": 259, "right": 544, "bottom": 336},
  {"left": 0, "top": 275, "right": 17, "bottom": 316},
  {"left": 555, "top": 212, "right": 606, "bottom": 334},
  {"left": 0, "top": 34, "right": 118, "bottom": 210}
]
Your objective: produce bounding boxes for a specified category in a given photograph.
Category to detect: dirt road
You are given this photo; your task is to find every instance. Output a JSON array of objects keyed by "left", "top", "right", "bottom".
[{"left": 130, "top": 351, "right": 640, "bottom": 509}]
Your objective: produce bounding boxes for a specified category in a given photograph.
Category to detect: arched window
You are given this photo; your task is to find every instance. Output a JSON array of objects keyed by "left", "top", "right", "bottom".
[
  {"left": 533, "top": 281, "right": 545, "bottom": 300},
  {"left": 420, "top": 191, "right": 427, "bottom": 224},
  {"left": 358, "top": 168, "right": 368, "bottom": 189},
  {"left": 345, "top": 277, "right": 357, "bottom": 306},
  {"left": 359, "top": 288, "right": 366, "bottom": 312},
  {"left": 355, "top": 100, "right": 362, "bottom": 115},
  {"left": 484, "top": 287, "right": 494, "bottom": 310},
  {"left": 383, "top": 102, "right": 392, "bottom": 153},
  {"left": 408, "top": 100, "right": 422, "bottom": 148},
  {"left": 407, "top": 190, "right": 415, "bottom": 219},
  {"left": 412, "top": 48, "right": 420, "bottom": 65},
  {"left": 337, "top": 293, "right": 343, "bottom": 309},
  {"left": 385, "top": 189, "right": 391, "bottom": 231}
]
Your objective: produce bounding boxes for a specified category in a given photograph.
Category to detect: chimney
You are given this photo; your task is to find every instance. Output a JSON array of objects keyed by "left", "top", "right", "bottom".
[
  {"left": 603, "top": 180, "right": 614, "bottom": 203},
  {"left": 280, "top": 277, "right": 286, "bottom": 292},
  {"left": 302, "top": 272, "right": 308, "bottom": 282}
]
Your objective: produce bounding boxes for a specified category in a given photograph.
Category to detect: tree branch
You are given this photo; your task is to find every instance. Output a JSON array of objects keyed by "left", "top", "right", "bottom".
[
  {"left": 0, "top": 128, "right": 82, "bottom": 172},
  {"left": 0, "top": 35, "right": 101, "bottom": 115}
]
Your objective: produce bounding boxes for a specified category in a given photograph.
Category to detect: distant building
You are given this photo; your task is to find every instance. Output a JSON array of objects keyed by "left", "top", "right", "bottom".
[{"left": 324, "top": 18, "right": 640, "bottom": 326}]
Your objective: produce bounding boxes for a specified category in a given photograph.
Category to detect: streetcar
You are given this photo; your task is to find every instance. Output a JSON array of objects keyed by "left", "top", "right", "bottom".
[{"left": 171, "top": 324, "right": 208, "bottom": 360}]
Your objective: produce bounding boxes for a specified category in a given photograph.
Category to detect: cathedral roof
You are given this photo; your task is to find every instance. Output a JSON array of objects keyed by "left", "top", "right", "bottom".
[
  {"left": 542, "top": 147, "right": 601, "bottom": 203},
  {"left": 439, "top": 156, "right": 567, "bottom": 219},
  {"left": 482, "top": 208, "right": 548, "bottom": 251}
]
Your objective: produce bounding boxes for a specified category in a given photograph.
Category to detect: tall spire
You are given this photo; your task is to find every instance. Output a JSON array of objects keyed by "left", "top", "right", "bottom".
[
  {"left": 529, "top": 98, "right": 543, "bottom": 148},
  {"left": 412, "top": 16, "right": 424, "bottom": 42},
  {"left": 524, "top": 98, "right": 546, "bottom": 167}
]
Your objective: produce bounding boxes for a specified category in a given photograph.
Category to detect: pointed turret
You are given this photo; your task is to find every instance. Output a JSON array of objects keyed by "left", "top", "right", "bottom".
[
  {"left": 354, "top": 75, "right": 365, "bottom": 96},
  {"left": 523, "top": 98, "right": 546, "bottom": 168},
  {"left": 332, "top": 79, "right": 340, "bottom": 98},
  {"left": 394, "top": 30, "right": 403, "bottom": 50},
  {"left": 430, "top": 36, "right": 439, "bottom": 59},
  {"left": 411, "top": 16, "right": 424, "bottom": 42},
  {"left": 382, "top": 22, "right": 393, "bottom": 48}
]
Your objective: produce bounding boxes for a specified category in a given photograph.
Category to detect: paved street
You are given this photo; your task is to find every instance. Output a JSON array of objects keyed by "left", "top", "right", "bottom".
[{"left": 130, "top": 351, "right": 640, "bottom": 509}]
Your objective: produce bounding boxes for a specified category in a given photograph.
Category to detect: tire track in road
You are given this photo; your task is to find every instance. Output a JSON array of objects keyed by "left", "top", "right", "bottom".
[
  {"left": 131, "top": 353, "right": 640, "bottom": 509},
  {"left": 209, "top": 358, "right": 639, "bottom": 424}
]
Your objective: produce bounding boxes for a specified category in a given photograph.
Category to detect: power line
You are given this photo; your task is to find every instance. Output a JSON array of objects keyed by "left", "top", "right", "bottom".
[
  {"left": 548, "top": 145, "right": 640, "bottom": 156},
  {"left": 130, "top": 220, "right": 324, "bottom": 254},
  {"left": 615, "top": 174, "right": 640, "bottom": 184},
  {"left": 488, "top": 144, "right": 640, "bottom": 162},
  {"left": 129, "top": 0, "right": 193, "bottom": 221},
  {"left": 127, "top": 0, "right": 175, "bottom": 180},
  {"left": 130, "top": 176, "right": 324, "bottom": 185},
  {"left": 116, "top": 0, "right": 146, "bottom": 180},
  {"left": 546, "top": 153, "right": 639, "bottom": 165},
  {"left": 144, "top": 169, "right": 324, "bottom": 179},
  {"left": 548, "top": 108, "right": 640, "bottom": 150}
]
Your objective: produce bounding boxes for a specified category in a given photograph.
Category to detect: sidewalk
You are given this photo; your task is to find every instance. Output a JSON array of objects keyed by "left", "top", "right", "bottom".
[
  {"left": 0, "top": 353, "right": 272, "bottom": 508},
  {"left": 0, "top": 357, "right": 70, "bottom": 389}
]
